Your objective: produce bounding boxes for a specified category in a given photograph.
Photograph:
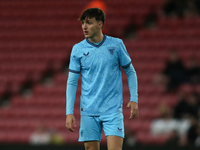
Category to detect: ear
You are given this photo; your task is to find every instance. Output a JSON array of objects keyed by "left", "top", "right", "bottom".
[{"left": 98, "top": 21, "right": 103, "bottom": 29}]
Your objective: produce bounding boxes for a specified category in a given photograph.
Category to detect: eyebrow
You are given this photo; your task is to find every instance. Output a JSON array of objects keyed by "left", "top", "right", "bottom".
[{"left": 82, "top": 19, "right": 91, "bottom": 23}]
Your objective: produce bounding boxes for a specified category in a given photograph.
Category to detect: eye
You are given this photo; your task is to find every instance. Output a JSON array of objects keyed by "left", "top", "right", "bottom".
[{"left": 86, "top": 21, "right": 92, "bottom": 25}]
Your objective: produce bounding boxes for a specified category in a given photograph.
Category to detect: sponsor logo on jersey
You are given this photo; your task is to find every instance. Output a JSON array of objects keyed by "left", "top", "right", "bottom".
[{"left": 83, "top": 52, "right": 89, "bottom": 56}]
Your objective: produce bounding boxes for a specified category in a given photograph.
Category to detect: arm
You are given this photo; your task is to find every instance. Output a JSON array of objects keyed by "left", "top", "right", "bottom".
[
  {"left": 66, "top": 72, "right": 79, "bottom": 132},
  {"left": 123, "top": 63, "right": 139, "bottom": 119},
  {"left": 117, "top": 39, "right": 138, "bottom": 119}
]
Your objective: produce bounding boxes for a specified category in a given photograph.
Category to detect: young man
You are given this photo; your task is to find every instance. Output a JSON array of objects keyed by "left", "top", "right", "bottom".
[{"left": 66, "top": 8, "right": 138, "bottom": 150}]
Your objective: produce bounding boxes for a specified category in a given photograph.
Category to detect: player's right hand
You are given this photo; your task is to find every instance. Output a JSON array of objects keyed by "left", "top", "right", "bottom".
[{"left": 66, "top": 114, "right": 76, "bottom": 132}]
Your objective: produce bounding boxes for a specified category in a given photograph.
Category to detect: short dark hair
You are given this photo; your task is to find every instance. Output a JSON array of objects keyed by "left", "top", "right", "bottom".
[{"left": 78, "top": 8, "right": 105, "bottom": 28}]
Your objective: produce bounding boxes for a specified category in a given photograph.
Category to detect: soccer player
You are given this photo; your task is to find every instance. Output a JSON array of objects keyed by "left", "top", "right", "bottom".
[{"left": 66, "top": 8, "right": 138, "bottom": 150}]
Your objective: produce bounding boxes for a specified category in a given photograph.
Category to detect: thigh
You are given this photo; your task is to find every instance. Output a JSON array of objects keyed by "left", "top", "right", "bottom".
[
  {"left": 106, "top": 135, "right": 123, "bottom": 150},
  {"left": 78, "top": 115, "right": 102, "bottom": 142},
  {"left": 102, "top": 112, "right": 124, "bottom": 138},
  {"left": 84, "top": 141, "right": 100, "bottom": 150}
]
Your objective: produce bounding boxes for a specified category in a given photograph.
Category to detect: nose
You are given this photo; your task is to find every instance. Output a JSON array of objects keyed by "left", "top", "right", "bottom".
[{"left": 82, "top": 23, "right": 87, "bottom": 30}]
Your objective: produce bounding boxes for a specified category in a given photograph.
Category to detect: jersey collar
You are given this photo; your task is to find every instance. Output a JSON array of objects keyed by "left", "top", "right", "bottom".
[{"left": 86, "top": 34, "right": 106, "bottom": 48}]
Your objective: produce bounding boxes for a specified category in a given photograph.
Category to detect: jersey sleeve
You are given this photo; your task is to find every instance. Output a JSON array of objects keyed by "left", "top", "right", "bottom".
[
  {"left": 118, "top": 39, "right": 131, "bottom": 68},
  {"left": 66, "top": 72, "right": 79, "bottom": 115},
  {"left": 69, "top": 45, "right": 81, "bottom": 74},
  {"left": 123, "top": 64, "right": 138, "bottom": 103}
]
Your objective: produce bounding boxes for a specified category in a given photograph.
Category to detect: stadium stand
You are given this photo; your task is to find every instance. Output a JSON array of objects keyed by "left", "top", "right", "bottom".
[{"left": 0, "top": 0, "right": 200, "bottom": 147}]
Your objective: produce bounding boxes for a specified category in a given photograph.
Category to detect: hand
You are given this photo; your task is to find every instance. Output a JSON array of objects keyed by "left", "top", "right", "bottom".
[
  {"left": 66, "top": 114, "right": 76, "bottom": 132},
  {"left": 127, "top": 101, "right": 139, "bottom": 119}
]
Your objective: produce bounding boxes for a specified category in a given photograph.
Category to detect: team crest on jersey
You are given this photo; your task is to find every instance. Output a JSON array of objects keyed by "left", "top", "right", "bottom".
[{"left": 108, "top": 47, "right": 115, "bottom": 55}]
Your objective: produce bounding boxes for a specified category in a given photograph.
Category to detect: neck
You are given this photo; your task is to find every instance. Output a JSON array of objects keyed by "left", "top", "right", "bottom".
[{"left": 88, "top": 32, "right": 104, "bottom": 43}]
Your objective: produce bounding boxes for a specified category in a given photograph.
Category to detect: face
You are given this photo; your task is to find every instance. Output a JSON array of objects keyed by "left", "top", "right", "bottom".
[{"left": 81, "top": 17, "right": 102, "bottom": 39}]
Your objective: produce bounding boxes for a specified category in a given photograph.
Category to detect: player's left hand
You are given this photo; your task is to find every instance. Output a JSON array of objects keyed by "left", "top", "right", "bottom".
[{"left": 127, "top": 101, "right": 139, "bottom": 119}]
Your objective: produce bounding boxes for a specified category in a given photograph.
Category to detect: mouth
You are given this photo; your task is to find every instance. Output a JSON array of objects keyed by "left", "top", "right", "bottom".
[{"left": 84, "top": 31, "right": 88, "bottom": 35}]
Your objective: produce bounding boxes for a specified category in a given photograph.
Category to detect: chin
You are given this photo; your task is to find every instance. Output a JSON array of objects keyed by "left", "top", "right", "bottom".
[{"left": 84, "top": 34, "right": 90, "bottom": 38}]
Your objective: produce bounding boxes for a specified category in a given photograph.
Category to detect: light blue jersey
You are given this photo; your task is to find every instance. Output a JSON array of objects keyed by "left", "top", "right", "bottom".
[{"left": 68, "top": 35, "right": 132, "bottom": 116}]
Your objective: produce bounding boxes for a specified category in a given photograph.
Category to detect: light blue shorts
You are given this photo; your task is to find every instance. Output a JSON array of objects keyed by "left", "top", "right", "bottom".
[{"left": 78, "top": 112, "right": 124, "bottom": 142}]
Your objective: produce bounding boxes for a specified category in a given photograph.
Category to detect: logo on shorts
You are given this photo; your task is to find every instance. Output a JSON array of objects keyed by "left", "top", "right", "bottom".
[
  {"left": 117, "top": 127, "right": 122, "bottom": 131},
  {"left": 81, "top": 130, "right": 83, "bottom": 137}
]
